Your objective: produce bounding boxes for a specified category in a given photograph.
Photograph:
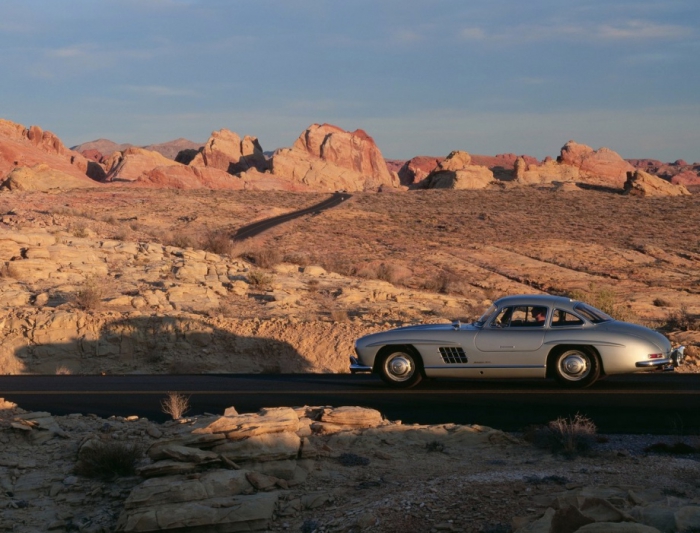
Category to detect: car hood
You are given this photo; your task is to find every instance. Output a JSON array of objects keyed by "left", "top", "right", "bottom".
[{"left": 599, "top": 321, "right": 671, "bottom": 352}]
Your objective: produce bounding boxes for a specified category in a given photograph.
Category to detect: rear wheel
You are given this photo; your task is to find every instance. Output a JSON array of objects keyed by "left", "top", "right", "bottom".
[
  {"left": 552, "top": 347, "right": 600, "bottom": 388},
  {"left": 377, "top": 347, "right": 423, "bottom": 388}
]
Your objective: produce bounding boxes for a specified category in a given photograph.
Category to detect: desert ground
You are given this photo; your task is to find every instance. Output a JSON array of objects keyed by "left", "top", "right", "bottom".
[{"left": 0, "top": 186, "right": 698, "bottom": 375}]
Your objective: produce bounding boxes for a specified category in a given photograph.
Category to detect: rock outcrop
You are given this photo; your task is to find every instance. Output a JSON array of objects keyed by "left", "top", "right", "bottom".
[
  {"left": 189, "top": 129, "right": 268, "bottom": 174},
  {"left": 423, "top": 150, "right": 495, "bottom": 189},
  {"left": 397, "top": 156, "right": 443, "bottom": 187},
  {"left": 103, "top": 147, "right": 182, "bottom": 182},
  {"left": 624, "top": 170, "right": 691, "bottom": 197},
  {"left": 1, "top": 164, "right": 99, "bottom": 191},
  {"left": 270, "top": 124, "right": 399, "bottom": 191},
  {"left": 0, "top": 119, "right": 93, "bottom": 183}
]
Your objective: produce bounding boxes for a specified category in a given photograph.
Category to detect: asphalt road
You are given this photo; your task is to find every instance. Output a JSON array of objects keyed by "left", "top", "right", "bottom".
[
  {"left": 1, "top": 373, "right": 699, "bottom": 434},
  {"left": 232, "top": 192, "right": 351, "bottom": 241}
]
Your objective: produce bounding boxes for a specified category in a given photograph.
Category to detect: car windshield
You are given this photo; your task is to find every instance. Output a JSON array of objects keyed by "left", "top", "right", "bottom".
[
  {"left": 475, "top": 304, "right": 497, "bottom": 326},
  {"left": 573, "top": 303, "right": 612, "bottom": 323}
]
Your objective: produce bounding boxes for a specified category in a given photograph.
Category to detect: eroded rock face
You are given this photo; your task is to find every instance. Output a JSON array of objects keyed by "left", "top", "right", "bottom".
[
  {"left": 624, "top": 170, "right": 691, "bottom": 197},
  {"left": 270, "top": 124, "right": 398, "bottom": 191},
  {"left": 190, "top": 129, "right": 268, "bottom": 174},
  {"left": 558, "top": 141, "right": 635, "bottom": 187}
]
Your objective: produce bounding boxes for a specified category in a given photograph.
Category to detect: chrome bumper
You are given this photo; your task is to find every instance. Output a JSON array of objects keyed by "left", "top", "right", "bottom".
[
  {"left": 635, "top": 346, "right": 685, "bottom": 370},
  {"left": 349, "top": 356, "right": 372, "bottom": 374}
]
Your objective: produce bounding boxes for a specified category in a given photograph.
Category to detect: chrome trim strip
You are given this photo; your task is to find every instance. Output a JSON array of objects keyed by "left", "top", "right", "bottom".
[
  {"left": 424, "top": 364, "right": 545, "bottom": 370},
  {"left": 365, "top": 340, "right": 461, "bottom": 348}
]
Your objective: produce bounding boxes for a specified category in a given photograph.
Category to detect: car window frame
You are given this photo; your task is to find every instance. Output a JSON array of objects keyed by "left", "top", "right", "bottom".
[
  {"left": 488, "top": 305, "right": 549, "bottom": 329},
  {"left": 550, "top": 308, "right": 586, "bottom": 328}
]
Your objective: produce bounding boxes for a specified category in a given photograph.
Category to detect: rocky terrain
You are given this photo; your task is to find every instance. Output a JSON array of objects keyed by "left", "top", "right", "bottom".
[{"left": 2, "top": 399, "right": 700, "bottom": 533}]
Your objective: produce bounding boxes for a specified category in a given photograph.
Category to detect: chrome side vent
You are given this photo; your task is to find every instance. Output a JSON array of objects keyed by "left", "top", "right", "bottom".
[{"left": 439, "top": 347, "right": 468, "bottom": 364}]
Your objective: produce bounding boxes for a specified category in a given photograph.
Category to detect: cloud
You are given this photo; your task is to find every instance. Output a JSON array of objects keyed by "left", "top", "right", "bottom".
[
  {"left": 459, "top": 19, "right": 694, "bottom": 45},
  {"left": 122, "top": 85, "right": 197, "bottom": 97}
]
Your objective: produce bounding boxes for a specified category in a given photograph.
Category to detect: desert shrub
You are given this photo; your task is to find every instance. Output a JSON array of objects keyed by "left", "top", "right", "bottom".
[
  {"left": 244, "top": 248, "right": 282, "bottom": 269},
  {"left": 201, "top": 230, "right": 234, "bottom": 256},
  {"left": 527, "top": 414, "right": 597, "bottom": 458},
  {"left": 248, "top": 269, "right": 273, "bottom": 290},
  {"left": 75, "top": 440, "right": 142, "bottom": 480},
  {"left": 283, "top": 252, "right": 311, "bottom": 267},
  {"left": 425, "top": 440, "right": 446, "bottom": 453},
  {"left": 113, "top": 226, "right": 131, "bottom": 241},
  {"left": 330, "top": 309, "right": 349, "bottom": 322},
  {"left": 167, "top": 233, "right": 197, "bottom": 249},
  {"left": 422, "top": 272, "right": 451, "bottom": 294},
  {"left": 653, "top": 297, "right": 672, "bottom": 307},
  {"left": 74, "top": 277, "right": 104, "bottom": 310},
  {"left": 337, "top": 453, "right": 370, "bottom": 466},
  {"left": 161, "top": 392, "right": 190, "bottom": 420},
  {"left": 665, "top": 306, "right": 698, "bottom": 331},
  {"left": 72, "top": 222, "right": 88, "bottom": 238},
  {"left": 55, "top": 366, "right": 72, "bottom": 375}
]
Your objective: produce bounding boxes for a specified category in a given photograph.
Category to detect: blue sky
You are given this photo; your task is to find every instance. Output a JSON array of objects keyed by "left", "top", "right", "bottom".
[{"left": 1, "top": 0, "right": 699, "bottom": 162}]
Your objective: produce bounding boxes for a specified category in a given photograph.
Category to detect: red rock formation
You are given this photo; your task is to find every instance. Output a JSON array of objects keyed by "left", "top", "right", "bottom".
[
  {"left": 558, "top": 141, "right": 634, "bottom": 186},
  {"left": 627, "top": 158, "right": 700, "bottom": 184},
  {"left": 0, "top": 119, "right": 93, "bottom": 183},
  {"left": 1, "top": 163, "right": 98, "bottom": 191},
  {"left": 398, "top": 156, "right": 443, "bottom": 187},
  {"left": 144, "top": 138, "right": 202, "bottom": 161},
  {"left": 103, "top": 147, "right": 181, "bottom": 182},
  {"left": 190, "top": 129, "right": 268, "bottom": 174},
  {"left": 423, "top": 151, "right": 494, "bottom": 190},
  {"left": 274, "top": 123, "right": 397, "bottom": 191}
]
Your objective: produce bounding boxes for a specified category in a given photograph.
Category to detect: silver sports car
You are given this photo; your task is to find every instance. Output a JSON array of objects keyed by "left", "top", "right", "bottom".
[{"left": 350, "top": 294, "right": 686, "bottom": 388}]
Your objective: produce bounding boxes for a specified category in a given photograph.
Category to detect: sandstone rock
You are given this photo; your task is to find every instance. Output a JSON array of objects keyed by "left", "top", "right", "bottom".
[
  {"left": 159, "top": 445, "right": 220, "bottom": 464},
  {"left": 559, "top": 140, "right": 635, "bottom": 187},
  {"left": 190, "top": 129, "right": 268, "bottom": 174},
  {"left": 1, "top": 164, "right": 97, "bottom": 191},
  {"left": 675, "top": 506, "right": 700, "bottom": 532},
  {"left": 624, "top": 170, "right": 691, "bottom": 197},
  {"left": 397, "top": 156, "right": 443, "bottom": 186},
  {"left": 270, "top": 123, "right": 398, "bottom": 191},
  {"left": 193, "top": 407, "right": 300, "bottom": 438},
  {"left": 212, "top": 432, "right": 301, "bottom": 462},
  {"left": 137, "top": 164, "right": 243, "bottom": 190},
  {"left": 574, "top": 524, "right": 661, "bottom": 533},
  {"left": 671, "top": 170, "right": 700, "bottom": 186},
  {"left": 143, "top": 138, "right": 202, "bottom": 160},
  {"left": 320, "top": 406, "right": 384, "bottom": 427},
  {"left": 104, "top": 147, "right": 181, "bottom": 182},
  {"left": 245, "top": 471, "right": 279, "bottom": 491},
  {"left": 423, "top": 151, "right": 495, "bottom": 189}
]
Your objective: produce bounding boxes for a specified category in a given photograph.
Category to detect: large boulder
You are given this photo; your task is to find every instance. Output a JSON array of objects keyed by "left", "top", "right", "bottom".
[
  {"left": 190, "top": 129, "right": 268, "bottom": 174},
  {"left": 1, "top": 163, "right": 99, "bottom": 191},
  {"left": 103, "top": 147, "right": 182, "bottom": 182},
  {"left": 397, "top": 156, "right": 443, "bottom": 186},
  {"left": 423, "top": 151, "right": 495, "bottom": 190},
  {"left": 270, "top": 123, "right": 398, "bottom": 191},
  {"left": 624, "top": 169, "right": 691, "bottom": 197},
  {"left": 558, "top": 140, "right": 635, "bottom": 187}
]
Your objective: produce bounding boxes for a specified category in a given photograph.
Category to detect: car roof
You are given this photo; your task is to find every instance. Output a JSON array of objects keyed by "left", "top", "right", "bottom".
[{"left": 493, "top": 294, "right": 576, "bottom": 309}]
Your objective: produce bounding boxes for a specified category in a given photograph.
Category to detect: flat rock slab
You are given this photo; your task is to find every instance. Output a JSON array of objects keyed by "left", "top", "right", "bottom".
[{"left": 193, "top": 407, "right": 300, "bottom": 439}]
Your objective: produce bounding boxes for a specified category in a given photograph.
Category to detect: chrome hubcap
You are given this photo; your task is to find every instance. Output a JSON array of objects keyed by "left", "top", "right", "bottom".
[
  {"left": 560, "top": 353, "right": 589, "bottom": 380},
  {"left": 386, "top": 354, "right": 414, "bottom": 381}
]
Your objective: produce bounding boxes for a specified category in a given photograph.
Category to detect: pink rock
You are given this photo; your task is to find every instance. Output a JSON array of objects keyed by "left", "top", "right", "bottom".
[{"left": 190, "top": 129, "right": 268, "bottom": 174}]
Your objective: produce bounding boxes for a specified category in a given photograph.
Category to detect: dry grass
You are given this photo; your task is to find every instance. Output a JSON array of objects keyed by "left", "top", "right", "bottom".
[
  {"left": 160, "top": 392, "right": 190, "bottom": 420},
  {"left": 248, "top": 269, "right": 274, "bottom": 290},
  {"left": 73, "top": 277, "right": 104, "bottom": 311},
  {"left": 527, "top": 414, "right": 598, "bottom": 458}
]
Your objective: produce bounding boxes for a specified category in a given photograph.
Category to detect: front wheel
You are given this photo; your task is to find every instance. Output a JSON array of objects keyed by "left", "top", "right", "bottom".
[
  {"left": 377, "top": 348, "right": 423, "bottom": 388},
  {"left": 553, "top": 347, "right": 600, "bottom": 388}
]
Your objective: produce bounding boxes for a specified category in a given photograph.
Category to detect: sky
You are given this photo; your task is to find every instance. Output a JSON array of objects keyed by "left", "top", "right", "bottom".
[{"left": 1, "top": 0, "right": 699, "bottom": 162}]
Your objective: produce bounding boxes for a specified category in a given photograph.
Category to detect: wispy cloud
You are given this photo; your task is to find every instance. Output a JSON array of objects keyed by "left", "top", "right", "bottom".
[
  {"left": 459, "top": 19, "right": 694, "bottom": 43},
  {"left": 123, "top": 85, "right": 197, "bottom": 97}
]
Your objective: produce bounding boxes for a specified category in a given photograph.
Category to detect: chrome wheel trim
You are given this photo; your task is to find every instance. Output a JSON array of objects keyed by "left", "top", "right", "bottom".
[
  {"left": 383, "top": 352, "right": 415, "bottom": 382},
  {"left": 557, "top": 351, "right": 591, "bottom": 381}
]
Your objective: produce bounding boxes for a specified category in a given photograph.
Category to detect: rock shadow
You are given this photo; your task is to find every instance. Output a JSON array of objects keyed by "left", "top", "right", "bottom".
[{"left": 12, "top": 314, "right": 311, "bottom": 375}]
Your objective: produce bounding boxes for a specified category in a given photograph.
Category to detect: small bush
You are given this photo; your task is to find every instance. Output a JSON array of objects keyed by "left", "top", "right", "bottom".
[
  {"left": 74, "top": 278, "right": 104, "bottom": 310},
  {"left": 425, "top": 440, "right": 446, "bottom": 453},
  {"left": 55, "top": 366, "right": 72, "bottom": 375},
  {"left": 248, "top": 269, "right": 273, "bottom": 290},
  {"left": 528, "top": 414, "right": 597, "bottom": 458},
  {"left": 161, "top": 392, "right": 190, "bottom": 420},
  {"left": 75, "top": 440, "right": 142, "bottom": 480},
  {"left": 201, "top": 231, "right": 234, "bottom": 256},
  {"left": 330, "top": 309, "right": 349, "bottom": 322},
  {"left": 337, "top": 453, "right": 370, "bottom": 466},
  {"left": 245, "top": 248, "right": 282, "bottom": 269},
  {"left": 72, "top": 223, "right": 88, "bottom": 238},
  {"left": 653, "top": 298, "right": 672, "bottom": 307},
  {"left": 665, "top": 306, "right": 698, "bottom": 331}
]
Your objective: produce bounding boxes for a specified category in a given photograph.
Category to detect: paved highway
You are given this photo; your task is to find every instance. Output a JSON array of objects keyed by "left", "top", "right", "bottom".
[
  {"left": 1, "top": 373, "right": 698, "bottom": 434},
  {"left": 232, "top": 192, "right": 351, "bottom": 241}
]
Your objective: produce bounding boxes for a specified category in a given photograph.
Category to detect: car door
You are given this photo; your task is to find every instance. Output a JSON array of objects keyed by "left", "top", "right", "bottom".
[{"left": 473, "top": 305, "right": 547, "bottom": 372}]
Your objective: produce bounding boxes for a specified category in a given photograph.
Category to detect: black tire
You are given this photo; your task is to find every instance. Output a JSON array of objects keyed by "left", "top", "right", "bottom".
[
  {"left": 552, "top": 347, "right": 600, "bottom": 388},
  {"left": 377, "top": 347, "right": 423, "bottom": 388}
]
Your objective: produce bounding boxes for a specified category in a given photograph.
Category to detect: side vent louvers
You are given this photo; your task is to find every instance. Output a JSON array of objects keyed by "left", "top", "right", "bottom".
[{"left": 439, "top": 347, "right": 468, "bottom": 364}]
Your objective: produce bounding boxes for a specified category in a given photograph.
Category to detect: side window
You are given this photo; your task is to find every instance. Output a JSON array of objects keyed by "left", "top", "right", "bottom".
[
  {"left": 492, "top": 306, "right": 547, "bottom": 327},
  {"left": 551, "top": 309, "right": 584, "bottom": 327}
]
